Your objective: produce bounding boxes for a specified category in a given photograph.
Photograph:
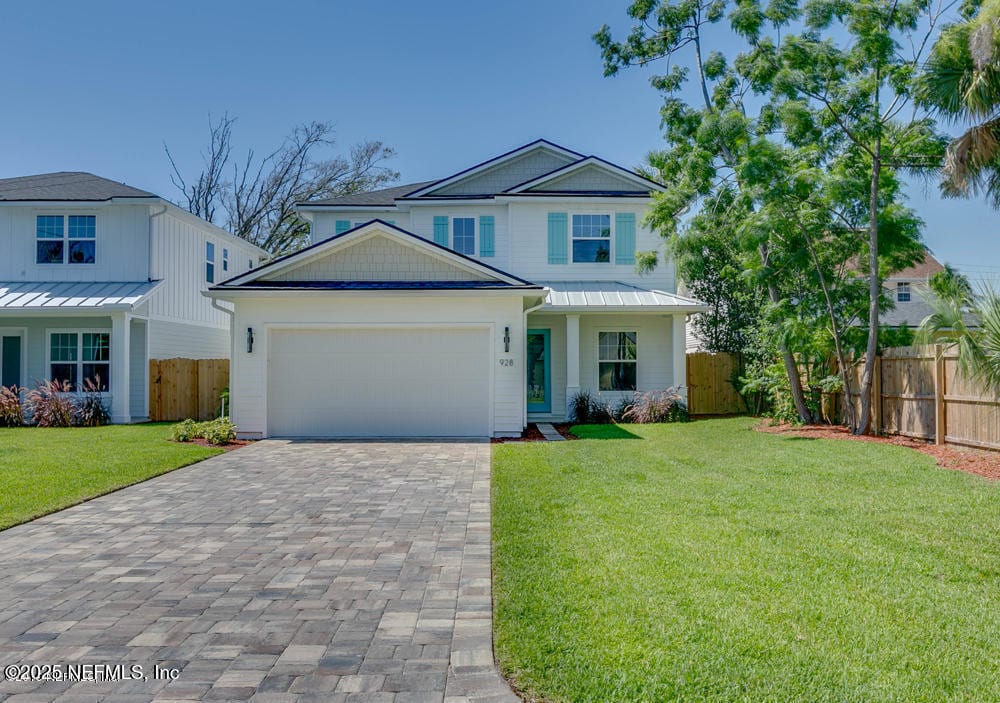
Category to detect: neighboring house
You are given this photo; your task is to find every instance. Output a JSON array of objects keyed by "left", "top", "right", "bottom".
[
  {"left": 209, "top": 139, "right": 707, "bottom": 438},
  {"left": 881, "top": 252, "right": 946, "bottom": 328},
  {"left": 0, "top": 172, "right": 265, "bottom": 423}
]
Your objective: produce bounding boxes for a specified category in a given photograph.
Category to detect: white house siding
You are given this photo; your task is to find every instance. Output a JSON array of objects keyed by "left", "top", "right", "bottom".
[
  {"left": 228, "top": 294, "right": 525, "bottom": 438},
  {"left": 0, "top": 204, "right": 149, "bottom": 282},
  {"left": 147, "top": 208, "right": 259, "bottom": 328},
  {"left": 882, "top": 279, "right": 934, "bottom": 327},
  {"left": 310, "top": 212, "right": 413, "bottom": 243},
  {"left": 525, "top": 312, "right": 675, "bottom": 421},
  {"left": 263, "top": 236, "right": 490, "bottom": 283},
  {"left": 431, "top": 149, "right": 577, "bottom": 196},
  {"left": 147, "top": 319, "right": 230, "bottom": 360},
  {"left": 507, "top": 200, "right": 675, "bottom": 289}
]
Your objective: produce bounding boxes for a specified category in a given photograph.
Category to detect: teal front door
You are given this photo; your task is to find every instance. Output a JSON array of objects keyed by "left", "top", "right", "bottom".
[
  {"left": 1, "top": 335, "right": 21, "bottom": 388},
  {"left": 526, "top": 329, "right": 551, "bottom": 413}
]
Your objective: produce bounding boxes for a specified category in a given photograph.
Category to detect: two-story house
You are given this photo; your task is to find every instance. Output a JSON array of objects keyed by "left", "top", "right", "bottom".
[
  {"left": 208, "top": 140, "right": 707, "bottom": 438},
  {"left": 881, "top": 252, "right": 946, "bottom": 328},
  {"left": 0, "top": 172, "right": 265, "bottom": 423}
]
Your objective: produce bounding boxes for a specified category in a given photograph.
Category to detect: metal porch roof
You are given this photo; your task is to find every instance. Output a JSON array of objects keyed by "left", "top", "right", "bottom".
[
  {"left": 0, "top": 281, "right": 162, "bottom": 310},
  {"left": 539, "top": 281, "right": 708, "bottom": 311}
]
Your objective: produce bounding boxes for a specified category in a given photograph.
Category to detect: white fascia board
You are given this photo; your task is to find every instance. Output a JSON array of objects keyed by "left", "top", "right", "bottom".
[
  {"left": 207, "top": 287, "right": 544, "bottom": 302},
  {"left": 0, "top": 198, "right": 162, "bottom": 208},
  {"left": 495, "top": 195, "right": 653, "bottom": 204},
  {"left": 541, "top": 304, "right": 710, "bottom": 314},
  {"left": 0, "top": 305, "right": 135, "bottom": 315}
]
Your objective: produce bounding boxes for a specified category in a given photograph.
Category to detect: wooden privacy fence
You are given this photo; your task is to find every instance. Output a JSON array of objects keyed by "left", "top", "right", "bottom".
[
  {"left": 149, "top": 358, "right": 229, "bottom": 422},
  {"left": 843, "top": 345, "right": 1000, "bottom": 450},
  {"left": 687, "top": 352, "right": 745, "bottom": 415}
]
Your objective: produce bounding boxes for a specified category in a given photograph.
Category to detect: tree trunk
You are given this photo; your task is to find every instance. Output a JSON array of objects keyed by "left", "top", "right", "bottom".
[
  {"left": 857, "top": 138, "right": 882, "bottom": 435},
  {"left": 760, "top": 245, "right": 812, "bottom": 423}
]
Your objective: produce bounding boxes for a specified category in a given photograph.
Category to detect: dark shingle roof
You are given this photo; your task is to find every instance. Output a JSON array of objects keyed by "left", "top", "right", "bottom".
[
  {"left": 303, "top": 181, "right": 436, "bottom": 207},
  {"left": 0, "top": 172, "right": 157, "bottom": 201}
]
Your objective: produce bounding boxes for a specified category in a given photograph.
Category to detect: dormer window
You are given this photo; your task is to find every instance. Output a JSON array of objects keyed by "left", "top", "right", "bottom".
[
  {"left": 572, "top": 214, "right": 611, "bottom": 263},
  {"left": 36, "top": 215, "right": 96, "bottom": 265},
  {"left": 897, "top": 282, "right": 910, "bottom": 302}
]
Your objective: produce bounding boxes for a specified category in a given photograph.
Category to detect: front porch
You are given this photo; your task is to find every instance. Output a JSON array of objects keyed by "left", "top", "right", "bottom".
[{"left": 525, "top": 282, "right": 707, "bottom": 422}]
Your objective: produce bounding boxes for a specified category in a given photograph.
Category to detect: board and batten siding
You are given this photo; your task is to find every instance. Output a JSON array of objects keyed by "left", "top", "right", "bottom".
[
  {"left": 0, "top": 204, "right": 150, "bottom": 282},
  {"left": 147, "top": 208, "right": 258, "bottom": 328},
  {"left": 525, "top": 312, "right": 676, "bottom": 420},
  {"left": 508, "top": 201, "right": 674, "bottom": 290},
  {"left": 228, "top": 295, "right": 525, "bottom": 438},
  {"left": 147, "top": 319, "right": 230, "bottom": 360}
]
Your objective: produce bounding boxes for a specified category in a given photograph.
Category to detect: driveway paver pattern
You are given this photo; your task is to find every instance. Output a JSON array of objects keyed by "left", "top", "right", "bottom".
[{"left": 0, "top": 440, "right": 517, "bottom": 703}]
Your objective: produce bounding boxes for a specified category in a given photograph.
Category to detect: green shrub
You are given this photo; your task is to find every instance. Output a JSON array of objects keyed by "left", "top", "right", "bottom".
[
  {"left": 200, "top": 418, "right": 237, "bottom": 445},
  {"left": 170, "top": 417, "right": 237, "bottom": 445},
  {"left": 171, "top": 418, "right": 198, "bottom": 442}
]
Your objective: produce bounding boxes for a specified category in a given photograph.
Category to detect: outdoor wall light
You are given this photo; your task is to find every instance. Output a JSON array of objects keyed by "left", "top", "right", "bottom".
[
  {"left": 504, "top": 326, "right": 510, "bottom": 353},
  {"left": 247, "top": 327, "right": 255, "bottom": 354}
]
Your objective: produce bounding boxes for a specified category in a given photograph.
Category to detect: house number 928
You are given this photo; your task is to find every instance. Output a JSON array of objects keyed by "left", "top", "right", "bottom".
[{"left": 499, "top": 358, "right": 514, "bottom": 367}]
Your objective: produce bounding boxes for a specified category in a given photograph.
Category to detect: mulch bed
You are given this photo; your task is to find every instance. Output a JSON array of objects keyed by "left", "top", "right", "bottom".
[
  {"left": 183, "top": 438, "right": 254, "bottom": 452},
  {"left": 758, "top": 422, "right": 1000, "bottom": 480},
  {"left": 491, "top": 423, "right": 579, "bottom": 443}
]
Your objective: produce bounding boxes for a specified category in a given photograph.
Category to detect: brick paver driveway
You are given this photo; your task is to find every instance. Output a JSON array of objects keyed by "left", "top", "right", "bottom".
[{"left": 0, "top": 440, "right": 518, "bottom": 703}]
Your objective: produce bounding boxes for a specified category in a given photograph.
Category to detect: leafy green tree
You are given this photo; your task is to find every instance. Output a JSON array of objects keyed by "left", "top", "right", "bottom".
[{"left": 596, "top": 0, "right": 941, "bottom": 430}]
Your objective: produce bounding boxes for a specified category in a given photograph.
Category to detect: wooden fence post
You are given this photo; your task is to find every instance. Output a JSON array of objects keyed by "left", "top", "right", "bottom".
[
  {"left": 872, "top": 355, "right": 881, "bottom": 435},
  {"left": 934, "top": 344, "right": 945, "bottom": 445}
]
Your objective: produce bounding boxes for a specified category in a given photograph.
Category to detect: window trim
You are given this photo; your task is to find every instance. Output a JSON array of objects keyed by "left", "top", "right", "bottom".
[
  {"left": 896, "top": 281, "right": 911, "bottom": 302},
  {"left": 34, "top": 213, "right": 98, "bottom": 266},
  {"left": 451, "top": 216, "right": 477, "bottom": 256},
  {"left": 45, "top": 328, "right": 113, "bottom": 393},
  {"left": 571, "top": 212, "right": 613, "bottom": 264},
  {"left": 597, "top": 329, "right": 638, "bottom": 392}
]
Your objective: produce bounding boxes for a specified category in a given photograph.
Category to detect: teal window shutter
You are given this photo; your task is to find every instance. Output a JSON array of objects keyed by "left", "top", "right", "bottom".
[
  {"left": 615, "top": 212, "right": 636, "bottom": 265},
  {"left": 547, "top": 212, "right": 568, "bottom": 264},
  {"left": 433, "top": 216, "right": 449, "bottom": 246},
  {"left": 479, "top": 216, "right": 495, "bottom": 257},
  {"left": 335, "top": 220, "right": 350, "bottom": 235}
]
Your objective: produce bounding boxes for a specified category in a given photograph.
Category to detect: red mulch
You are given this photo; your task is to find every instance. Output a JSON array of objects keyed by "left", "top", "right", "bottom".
[
  {"left": 490, "top": 423, "right": 579, "bottom": 443},
  {"left": 184, "top": 438, "right": 254, "bottom": 452},
  {"left": 757, "top": 422, "right": 1000, "bottom": 480}
]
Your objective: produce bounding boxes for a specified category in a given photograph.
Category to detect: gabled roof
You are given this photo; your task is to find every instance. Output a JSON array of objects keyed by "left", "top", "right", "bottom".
[
  {"left": 213, "top": 220, "right": 541, "bottom": 291},
  {"left": 888, "top": 252, "right": 945, "bottom": 280},
  {"left": 504, "top": 156, "right": 664, "bottom": 195},
  {"left": 301, "top": 181, "right": 436, "bottom": 208},
  {"left": 0, "top": 172, "right": 156, "bottom": 201},
  {"left": 402, "top": 139, "right": 584, "bottom": 199}
]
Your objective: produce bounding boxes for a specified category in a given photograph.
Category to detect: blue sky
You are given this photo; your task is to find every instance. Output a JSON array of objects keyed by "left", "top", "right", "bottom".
[{"left": 1, "top": 0, "right": 996, "bottom": 283}]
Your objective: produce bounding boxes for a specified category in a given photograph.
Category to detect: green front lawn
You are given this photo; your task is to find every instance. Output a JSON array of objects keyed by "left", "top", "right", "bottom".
[
  {"left": 0, "top": 423, "right": 222, "bottom": 530},
  {"left": 493, "top": 418, "right": 1000, "bottom": 702}
]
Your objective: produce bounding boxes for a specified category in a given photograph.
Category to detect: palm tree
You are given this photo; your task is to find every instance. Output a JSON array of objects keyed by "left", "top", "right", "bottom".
[
  {"left": 918, "top": 283, "right": 1000, "bottom": 395},
  {"left": 919, "top": 0, "right": 1000, "bottom": 205}
]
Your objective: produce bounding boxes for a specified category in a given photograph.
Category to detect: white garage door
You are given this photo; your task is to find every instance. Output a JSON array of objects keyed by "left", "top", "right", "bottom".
[{"left": 267, "top": 327, "right": 491, "bottom": 437}]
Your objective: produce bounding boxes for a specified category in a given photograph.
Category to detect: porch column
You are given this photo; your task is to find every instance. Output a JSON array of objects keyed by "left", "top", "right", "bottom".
[
  {"left": 672, "top": 314, "right": 687, "bottom": 400},
  {"left": 565, "top": 314, "right": 580, "bottom": 417},
  {"left": 111, "top": 312, "right": 131, "bottom": 423}
]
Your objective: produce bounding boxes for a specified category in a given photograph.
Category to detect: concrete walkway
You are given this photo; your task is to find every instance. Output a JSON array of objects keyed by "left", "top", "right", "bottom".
[{"left": 0, "top": 440, "right": 518, "bottom": 703}]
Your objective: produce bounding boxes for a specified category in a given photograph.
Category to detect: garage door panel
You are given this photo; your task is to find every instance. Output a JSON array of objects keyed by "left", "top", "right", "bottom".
[{"left": 268, "top": 328, "right": 491, "bottom": 437}]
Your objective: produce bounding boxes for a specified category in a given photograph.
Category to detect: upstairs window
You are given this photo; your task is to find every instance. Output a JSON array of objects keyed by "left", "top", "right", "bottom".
[
  {"left": 453, "top": 217, "right": 475, "bottom": 256},
  {"left": 223, "top": 248, "right": 229, "bottom": 273},
  {"left": 206, "top": 241, "right": 215, "bottom": 283},
  {"left": 572, "top": 214, "right": 611, "bottom": 263},
  {"left": 36, "top": 215, "right": 96, "bottom": 264},
  {"left": 897, "top": 282, "right": 911, "bottom": 302},
  {"left": 598, "top": 331, "right": 637, "bottom": 391}
]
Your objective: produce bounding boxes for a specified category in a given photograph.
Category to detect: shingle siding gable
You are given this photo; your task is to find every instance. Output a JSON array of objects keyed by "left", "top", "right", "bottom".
[{"left": 431, "top": 149, "right": 577, "bottom": 196}]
